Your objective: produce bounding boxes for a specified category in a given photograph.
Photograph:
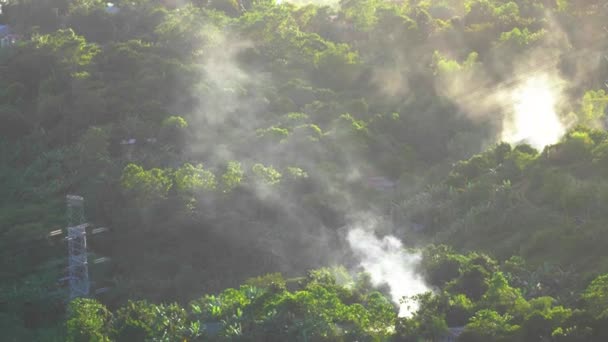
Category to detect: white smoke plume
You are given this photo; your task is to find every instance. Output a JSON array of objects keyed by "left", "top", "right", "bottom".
[
  {"left": 429, "top": 14, "right": 589, "bottom": 151},
  {"left": 346, "top": 221, "right": 429, "bottom": 317},
  {"left": 176, "top": 8, "right": 431, "bottom": 310},
  {"left": 436, "top": 66, "right": 571, "bottom": 150},
  {"left": 500, "top": 73, "right": 567, "bottom": 149}
]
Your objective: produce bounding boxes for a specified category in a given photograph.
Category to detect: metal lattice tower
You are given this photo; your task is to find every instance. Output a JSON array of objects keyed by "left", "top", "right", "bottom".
[{"left": 66, "top": 195, "right": 89, "bottom": 300}]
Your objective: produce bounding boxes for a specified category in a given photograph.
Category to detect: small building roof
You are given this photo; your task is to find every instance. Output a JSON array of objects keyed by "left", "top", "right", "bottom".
[
  {"left": 0, "top": 25, "right": 11, "bottom": 36},
  {"left": 105, "top": 3, "right": 120, "bottom": 14}
]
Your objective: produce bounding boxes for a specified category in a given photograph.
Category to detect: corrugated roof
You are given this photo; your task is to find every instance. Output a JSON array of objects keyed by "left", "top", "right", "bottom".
[
  {"left": 105, "top": 3, "right": 120, "bottom": 14},
  {"left": 0, "top": 25, "right": 10, "bottom": 36}
]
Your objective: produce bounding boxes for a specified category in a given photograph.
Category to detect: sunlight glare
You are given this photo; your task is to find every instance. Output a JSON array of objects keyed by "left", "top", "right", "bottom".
[{"left": 501, "top": 75, "right": 565, "bottom": 149}]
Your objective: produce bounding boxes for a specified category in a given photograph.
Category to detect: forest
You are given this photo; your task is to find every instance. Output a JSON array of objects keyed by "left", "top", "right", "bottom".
[{"left": 2, "top": 0, "right": 608, "bottom": 340}]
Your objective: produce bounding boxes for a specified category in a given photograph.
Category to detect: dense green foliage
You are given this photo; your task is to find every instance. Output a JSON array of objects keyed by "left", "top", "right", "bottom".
[
  {"left": 2, "top": 0, "right": 608, "bottom": 340},
  {"left": 63, "top": 254, "right": 608, "bottom": 341},
  {"left": 400, "top": 129, "right": 608, "bottom": 281}
]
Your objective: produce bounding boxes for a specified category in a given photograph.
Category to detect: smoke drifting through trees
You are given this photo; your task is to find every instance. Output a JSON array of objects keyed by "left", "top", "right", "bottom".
[
  {"left": 428, "top": 11, "right": 608, "bottom": 151},
  {"left": 179, "top": 1, "right": 592, "bottom": 306},
  {"left": 7, "top": 1, "right": 608, "bottom": 338},
  {"left": 180, "top": 18, "right": 433, "bottom": 301},
  {"left": 501, "top": 74, "right": 566, "bottom": 149},
  {"left": 346, "top": 222, "right": 429, "bottom": 317}
]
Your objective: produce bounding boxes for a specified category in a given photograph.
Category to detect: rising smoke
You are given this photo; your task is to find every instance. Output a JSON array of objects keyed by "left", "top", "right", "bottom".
[
  {"left": 435, "top": 63, "right": 571, "bottom": 150},
  {"left": 501, "top": 74, "right": 567, "bottom": 149},
  {"left": 181, "top": 6, "right": 583, "bottom": 316},
  {"left": 179, "top": 18, "right": 433, "bottom": 309},
  {"left": 429, "top": 14, "right": 598, "bottom": 151},
  {"left": 346, "top": 219, "right": 429, "bottom": 318},
  {"left": 179, "top": 3, "right": 584, "bottom": 318}
]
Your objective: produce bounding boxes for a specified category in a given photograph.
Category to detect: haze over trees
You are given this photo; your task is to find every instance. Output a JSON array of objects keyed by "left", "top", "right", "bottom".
[{"left": 2, "top": 0, "right": 608, "bottom": 340}]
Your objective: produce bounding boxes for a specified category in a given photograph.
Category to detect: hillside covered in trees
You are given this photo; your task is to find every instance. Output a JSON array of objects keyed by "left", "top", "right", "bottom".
[{"left": 2, "top": 0, "right": 608, "bottom": 341}]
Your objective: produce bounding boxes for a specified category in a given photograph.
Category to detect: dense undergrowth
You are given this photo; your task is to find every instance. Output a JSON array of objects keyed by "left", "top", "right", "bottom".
[
  {"left": 64, "top": 252, "right": 608, "bottom": 341},
  {"left": 2, "top": 0, "right": 608, "bottom": 340}
]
